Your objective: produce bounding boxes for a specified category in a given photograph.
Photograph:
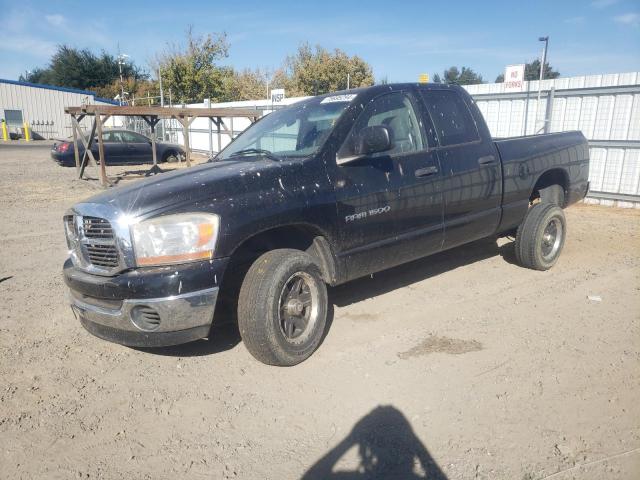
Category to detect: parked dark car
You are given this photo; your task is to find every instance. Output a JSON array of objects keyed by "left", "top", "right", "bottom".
[
  {"left": 51, "top": 129, "right": 184, "bottom": 166},
  {"left": 63, "top": 83, "right": 590, "bottom": 366}
]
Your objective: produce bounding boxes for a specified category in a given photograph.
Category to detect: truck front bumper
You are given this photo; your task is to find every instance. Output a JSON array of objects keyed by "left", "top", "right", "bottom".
[
  {"left": 63, "top": 257, "right": 228, "bottom": 347},
  {"left": 70, "top": 287, "right": 218, "bottom": 347}
]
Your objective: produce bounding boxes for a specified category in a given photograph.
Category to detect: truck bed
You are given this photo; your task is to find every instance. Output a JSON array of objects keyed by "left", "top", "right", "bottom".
[{"left": 493, "top": 131, "right": 590, "bottom": 232}]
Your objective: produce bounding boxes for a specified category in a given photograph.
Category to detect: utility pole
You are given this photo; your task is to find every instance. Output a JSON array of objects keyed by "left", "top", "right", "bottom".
[
  {"left": 536, "top": 36, "right": 549, "bottom": 133},
  {"left": 117, "top": 53, "right": 129, "bottom": 106},
  {"left": 347, "top": 73, "right": 350, "bottom": 90},
  {"left": 158, "top": 69, "right": 164, "bottom": 107}
]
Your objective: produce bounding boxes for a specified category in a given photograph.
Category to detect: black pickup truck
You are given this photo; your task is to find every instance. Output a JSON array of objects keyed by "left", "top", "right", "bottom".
[{"left": 63, "top": 83, "right": 590, "bottom": 365}]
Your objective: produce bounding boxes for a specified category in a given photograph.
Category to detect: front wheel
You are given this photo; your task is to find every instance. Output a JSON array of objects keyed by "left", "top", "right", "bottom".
[
  {"left": 515, "top": 203, "right": 566, "bottom": 270},
  {"left": 163, "top": 152, "right": 179, "bottom": 163},
  {"left": 237, "top": 249, "right": 328, "bottom": 366}
]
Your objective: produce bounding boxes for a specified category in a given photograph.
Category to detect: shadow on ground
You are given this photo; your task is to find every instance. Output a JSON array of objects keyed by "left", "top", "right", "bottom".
[
  {"left": 330, "top": 237, "right": 517, "bottom": 307},
  {"left": 302, "top": 405, "right": 447, "bottom": 479}
]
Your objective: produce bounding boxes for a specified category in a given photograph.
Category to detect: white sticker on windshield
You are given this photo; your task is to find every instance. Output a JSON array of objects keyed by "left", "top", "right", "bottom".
[{"left": 321, "top": 94, "right": 357, "bottom": 104}]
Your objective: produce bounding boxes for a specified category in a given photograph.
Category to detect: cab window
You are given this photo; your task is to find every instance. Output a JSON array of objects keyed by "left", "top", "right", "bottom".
[
  {"left": 102, "top": 131, "right": 118, "bottom": 142},
  {"left": 338, "top": 92, "right": 424, "bottom": 159},
  {"left": 121, "top": 131, "right": 148, "bottom": 143}
]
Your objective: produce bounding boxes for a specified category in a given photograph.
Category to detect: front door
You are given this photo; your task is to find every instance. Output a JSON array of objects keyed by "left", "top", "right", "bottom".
[
  {"left": 121, "top": 131, "right": 152, "bottom": 163},
  {"left": 332, "top": 90, "right": 444, "bottom": 279},
  {"left": 96, "top": 130, "right": 127, "bottom": 164}
]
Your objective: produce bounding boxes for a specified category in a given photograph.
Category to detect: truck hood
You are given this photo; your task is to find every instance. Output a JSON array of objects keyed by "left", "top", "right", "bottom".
[{"left": 82, "top": 158, "right": 281, "bottom": 218}]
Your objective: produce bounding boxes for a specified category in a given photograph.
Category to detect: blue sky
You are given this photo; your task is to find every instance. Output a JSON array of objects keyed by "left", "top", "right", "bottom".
[{"left": 1, "top": 0, "right": 639, "bottom": 84}]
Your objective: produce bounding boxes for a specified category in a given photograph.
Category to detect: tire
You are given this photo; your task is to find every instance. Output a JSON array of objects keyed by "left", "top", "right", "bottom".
[
  {"left": 163, "top": 152, "right": 179, "bottom": 163},
  {"left": 237, "top": 249, "right": 328, "bottom": 366},
  {"left": 539, "top": 184, "right": 565, "bottom": 207},
  {"left": 515, "top": 203, "right": 566, "bottom": 271}
]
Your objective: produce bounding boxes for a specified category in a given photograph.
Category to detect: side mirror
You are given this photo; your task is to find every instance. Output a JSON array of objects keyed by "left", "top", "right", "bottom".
[
  {"left": 337, "top": 125, "right": 393, "bottom": 165},
  {"left": 357, "top": 125, "right": 392, "bottom": 156}
]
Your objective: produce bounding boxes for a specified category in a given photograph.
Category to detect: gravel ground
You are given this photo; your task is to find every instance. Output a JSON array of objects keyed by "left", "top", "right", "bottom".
[{"left": 1, "top": 143, "right": 639, "bottom": 480}]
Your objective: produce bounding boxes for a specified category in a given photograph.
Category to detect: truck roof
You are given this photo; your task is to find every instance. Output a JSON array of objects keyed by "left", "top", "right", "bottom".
[{"left": 315, "top": 82, "right": 465, "bottom": 100}]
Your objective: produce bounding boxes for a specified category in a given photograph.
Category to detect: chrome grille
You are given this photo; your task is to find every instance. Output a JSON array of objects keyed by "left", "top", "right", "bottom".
[
  {"left": 65, "top": 214, "right": 122, "bottom": 274},
  {"left": 85, "top": 243, "right": 119, "bottom": 267},
  {"left": 83, "top": 217, "right": 114, "bottom": 240}
]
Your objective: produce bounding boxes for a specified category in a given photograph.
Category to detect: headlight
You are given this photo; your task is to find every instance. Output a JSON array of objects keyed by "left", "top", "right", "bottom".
[{"left": 131, "top": 213, "right": 220, "bottom": 267}]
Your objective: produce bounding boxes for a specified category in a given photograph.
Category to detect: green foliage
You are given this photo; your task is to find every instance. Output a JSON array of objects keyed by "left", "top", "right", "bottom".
[
  {"left": 495, "top": 60, "right": 560, "bottom": 83},
  {"left": 434, "top": 66, "right": 483, "bottom": 86},
  {"left": 227, "top": 69, "right": 268, "bottom": 101},
  {"left": 283, "top": 43, "right": 374, "bottom": 96},
  {"left": 20, "top": 46, "right": 147, "bottom": 93},
  {"left": 157, "top": 28, "right": 231, "bottom": 103},
  {"left": 21, "top": 33, "right": 376, "bottom": 103},
  {"left": 524, "top": 59, "right": 560, "bottom": 81}
]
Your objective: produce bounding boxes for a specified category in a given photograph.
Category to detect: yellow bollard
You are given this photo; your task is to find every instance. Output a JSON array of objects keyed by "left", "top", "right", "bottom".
[
  {"left": 23, "top": 122, "right": 31, "bottom": 141},
  {"left": 1, "top": 120, "right": 8, "bottom": 141}
]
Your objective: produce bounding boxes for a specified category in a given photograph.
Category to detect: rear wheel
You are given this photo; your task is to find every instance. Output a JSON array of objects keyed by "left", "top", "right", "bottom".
[
  {"left": 237, "top": 249, "right": 328, "bottom": 366},
  {"left": 515, "top": 203, "right": 566, "bottom": 271},
  {"left": 538, "top": 184, "right": 565, "bottom": 206}
]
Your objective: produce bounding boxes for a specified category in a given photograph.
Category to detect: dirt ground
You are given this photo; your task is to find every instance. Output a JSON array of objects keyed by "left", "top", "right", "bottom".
[{"left": 1, "top": 143, "right": 639, "bottom": 480}]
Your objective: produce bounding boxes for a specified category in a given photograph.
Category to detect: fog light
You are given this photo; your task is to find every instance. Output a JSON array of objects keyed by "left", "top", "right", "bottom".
[{"left": 130, "top": 305, "right": 161, "bottom": 331}]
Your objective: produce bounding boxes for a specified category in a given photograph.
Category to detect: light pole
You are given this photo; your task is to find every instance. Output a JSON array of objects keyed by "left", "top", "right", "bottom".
[
  {"left": 536, "top": 36, "right": 549, "bottom": 133},
  {"left": 117, "top": 54, "right": 129, "bottom": 106}
]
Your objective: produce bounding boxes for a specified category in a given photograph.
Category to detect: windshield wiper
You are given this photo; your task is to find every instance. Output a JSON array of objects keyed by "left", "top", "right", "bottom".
[{"left": 228, "top": 148, "right": 281, "bottom": 161}]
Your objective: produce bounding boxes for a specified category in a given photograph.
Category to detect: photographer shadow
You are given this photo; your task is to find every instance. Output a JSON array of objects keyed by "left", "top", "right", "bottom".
[{"left": 302, "top": 405, "right": 447, "bottom": 480}]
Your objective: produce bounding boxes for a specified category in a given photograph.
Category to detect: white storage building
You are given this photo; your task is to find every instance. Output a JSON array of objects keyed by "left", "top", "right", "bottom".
[{"left": 0, "top": 78, "right": 116, "bottom": 140}]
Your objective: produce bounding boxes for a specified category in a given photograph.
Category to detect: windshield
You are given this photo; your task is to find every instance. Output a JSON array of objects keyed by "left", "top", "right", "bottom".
[{"left": 217, "top": 95, "right": 356, "bottom": 161}]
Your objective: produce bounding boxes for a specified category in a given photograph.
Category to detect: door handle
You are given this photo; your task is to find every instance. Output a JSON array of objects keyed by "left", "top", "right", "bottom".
[
  {"left": 478, "top": 155, "right": 497, "bottom": 166},
  {"left": 415, "top": 166, "right": 439, "bottom": 178}
]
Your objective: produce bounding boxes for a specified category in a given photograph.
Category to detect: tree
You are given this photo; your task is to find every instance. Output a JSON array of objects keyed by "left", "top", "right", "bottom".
[
  {"left": 156, "top": 28, "right": 232, "bottom": 103},
  {"left": 19, "top": 45, "right": 147, "bottom": 93},
  {"left": 434, "top": 66, "right": 483, "bottom": 86},
  {"left": 495, "top": 60, "right": 560, "bottom": 83},
  {"left": 283, "top": 43, "right": 374, "bottom": 96},
  {"left": 92, "top": 78, "right": 159, "bottom": 104},
  {"left": 524, "top": 59, "right": 560, "bottom": 81},
  {"left": 227, "top": 69, "right": 268, "bottom": 101}
]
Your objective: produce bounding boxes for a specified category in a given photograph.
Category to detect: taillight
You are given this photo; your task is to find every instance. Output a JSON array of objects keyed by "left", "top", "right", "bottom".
[{"left": 58, "top": 142, "right": 70, "bottom": 153}]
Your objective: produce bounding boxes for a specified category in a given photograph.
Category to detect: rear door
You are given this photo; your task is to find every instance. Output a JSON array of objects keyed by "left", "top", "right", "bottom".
[{"left": 417, "top": 88, "right": 502, "bottom": 249}]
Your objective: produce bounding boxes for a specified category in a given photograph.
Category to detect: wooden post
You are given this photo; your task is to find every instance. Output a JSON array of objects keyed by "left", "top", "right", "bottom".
[
  {"left": 216, "top": 117, "right": 222, "bottom": 155},
  {"left": 142, "top": 115, "right": 162, "bottom": 176},
  {"left": 176, "top": 115, "right": 198, "bottom": 167},
  {"left": 71, "top": 114, "right": 81, "bottom": 173},
  {"left": 150, "top": 116, "right": 158, "bottom": 167},
  {"left": 215, "top": 117, "right": 234, "bottom": 155},
  {"left": 95, "top": 114, "right": 108, "bottom": 187},
  {"left": 77, "top": 118, "right": 98, "bottom": 180},
  {"left": 180, "top": 116, "right": 191, "bottom": 167}
]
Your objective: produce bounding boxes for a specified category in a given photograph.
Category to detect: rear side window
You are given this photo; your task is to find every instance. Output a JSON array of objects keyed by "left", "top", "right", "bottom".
[{"left": 419, "top": 90, "right": 479, "bottom": 147}]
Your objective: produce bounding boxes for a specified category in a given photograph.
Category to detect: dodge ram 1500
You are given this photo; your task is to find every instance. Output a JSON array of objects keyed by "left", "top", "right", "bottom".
[{"left": 64, "top": 83, "right": 590, "bottom": 365}]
